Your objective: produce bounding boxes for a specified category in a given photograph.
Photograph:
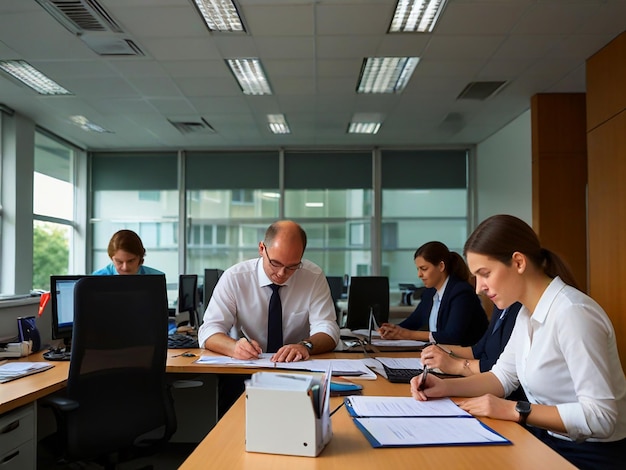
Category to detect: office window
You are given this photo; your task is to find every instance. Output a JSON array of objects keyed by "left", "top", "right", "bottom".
[
  {"left": 91, "top": 152, "right": 179, "bottom": 281},
  {"left": 381, "top": 150, "right": 469, "bottom": 293},
  {"left": 0, "top": 111, "right": 3, "bottom": 261},
  {"left": 32, "top": 132, "right": 77, "bottom": 289},
  {"left": 284, "top": 151, "right": 373, "bottom": 278},
  {"left": 185, "top": 152, "right": 280, "bottom": 276},
  {"left": 231, "top": 189, "right": 254, "bottom": 204}
]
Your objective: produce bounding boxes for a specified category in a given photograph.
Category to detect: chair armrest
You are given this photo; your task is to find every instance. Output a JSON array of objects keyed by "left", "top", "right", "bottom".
[{"left": 41, "top": 396, "right": 80, "bottom": 412}]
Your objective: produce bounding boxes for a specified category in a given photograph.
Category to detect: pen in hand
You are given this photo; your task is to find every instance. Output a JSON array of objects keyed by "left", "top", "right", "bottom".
[
  {"left": 418, "top": 366, "right": 429, "bottom": 392},
  {"left": 241, "top": 333, "right": 261, "bottom": 358}
]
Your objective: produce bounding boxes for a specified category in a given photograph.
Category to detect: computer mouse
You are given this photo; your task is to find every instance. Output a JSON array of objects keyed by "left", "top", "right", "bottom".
[{"left": 182, "top": 352, "right": 196, "bottom": 357}]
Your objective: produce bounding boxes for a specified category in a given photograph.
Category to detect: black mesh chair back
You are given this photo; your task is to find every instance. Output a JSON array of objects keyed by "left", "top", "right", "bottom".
[{"left": 47, "top": 274, "right": 176, "bottom": 466}]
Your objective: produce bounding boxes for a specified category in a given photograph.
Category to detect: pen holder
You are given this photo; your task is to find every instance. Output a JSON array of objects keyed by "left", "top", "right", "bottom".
[{"left": 245, "top": 372, "right": 332, "bottom": 457}]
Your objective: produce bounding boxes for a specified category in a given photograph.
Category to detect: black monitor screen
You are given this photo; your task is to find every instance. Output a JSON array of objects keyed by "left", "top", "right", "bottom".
[
  {"left": 203, "top": 268, "right": 224, "bottom": 312},
  {"left": 178, "top": 274, "right": 199, "bottom": 328},
  {"left": 345, "top": 276, "right": 390, "bottom": 330},
  {"left": 50, "top": 275, "right": 85, "bottom": 347}
]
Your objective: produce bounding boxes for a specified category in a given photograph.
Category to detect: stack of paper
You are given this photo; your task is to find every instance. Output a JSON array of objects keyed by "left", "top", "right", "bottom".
[
  {"left": 195, "top": 355, "right": 377, "bottom": 379},
  {"left": 0, "top": 362, "right": 54, "bottom": 383}
]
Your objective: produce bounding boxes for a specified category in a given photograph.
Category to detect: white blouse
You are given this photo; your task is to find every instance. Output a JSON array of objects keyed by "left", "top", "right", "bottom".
[{"left": 491, "top": 277, "right": 626, "bottom": 442}]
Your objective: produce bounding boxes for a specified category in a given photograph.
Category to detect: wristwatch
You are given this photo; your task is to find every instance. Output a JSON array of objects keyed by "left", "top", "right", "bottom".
[
  {"left": 298, "top": 340, "right": 314, "bottom": 352},
  {"left": 515, "top": 401, "right": 531, "bottom": 425}
]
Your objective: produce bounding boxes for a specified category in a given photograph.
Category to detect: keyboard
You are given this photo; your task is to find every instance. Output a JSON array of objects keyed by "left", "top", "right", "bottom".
[
  {"left": 382, "top": 364, "right": 423, "bottom": 384},
  {"left": 168, "top": 333, "right": 199, "bottom": 349}
]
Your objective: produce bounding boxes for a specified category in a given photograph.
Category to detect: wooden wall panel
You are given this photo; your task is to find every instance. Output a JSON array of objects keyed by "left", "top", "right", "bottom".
[
  {"left": 531, "top": 94, "right": 587, "bottom": 292},
  {"left": 587, "top": 31, "right": 626, "bottom": 131},
  {"left": 587, "top": 111, "right": 626, "bottom": 370},
  {"left": 587, "top": 30, "right": 626, "bottom": 371}
]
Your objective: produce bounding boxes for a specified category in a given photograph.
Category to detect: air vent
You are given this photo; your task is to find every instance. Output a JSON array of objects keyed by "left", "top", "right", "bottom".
[
  {"left": 169, "top": 118, "right": 216, "bottom": 135},
  {"left": 457, "top": 81, "right": 507, "bottom": 100},
  {"left": 35, "top": 0, "right": 123, "bottom": 34},
  {"left": 80, "top": 35, "right": 144, "bottom": 56}
]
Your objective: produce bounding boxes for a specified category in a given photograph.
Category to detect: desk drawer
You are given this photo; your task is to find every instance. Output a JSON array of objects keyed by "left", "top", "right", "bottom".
[
  {"left": 0, "top": 404, "right": 35, "bottom": 454},
  {"left": 0, "top": 440, "right": 35, "bottom": 469}
]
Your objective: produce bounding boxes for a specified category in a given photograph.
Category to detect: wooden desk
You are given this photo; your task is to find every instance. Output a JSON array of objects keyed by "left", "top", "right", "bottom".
[
  {"left": 2, "top": 350, "right": 576, "bottom": 469},
  {"left": 176, "top": 352, "right": 576, "bottom": 470},
  {"left": 0, "top": 353, "right": 69, "bottom": 415}
]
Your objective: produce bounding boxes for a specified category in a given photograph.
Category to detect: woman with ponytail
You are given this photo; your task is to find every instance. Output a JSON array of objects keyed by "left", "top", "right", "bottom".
[
  {"left": 379, "top": 241, "right": 488, "bottom": 346},
  {"left": 411, "top": 215, "right": 626, "bottom": 470}
]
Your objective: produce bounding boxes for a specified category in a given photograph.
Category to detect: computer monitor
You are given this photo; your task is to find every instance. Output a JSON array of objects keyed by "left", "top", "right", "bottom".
[
  {"left": 203, "top": 268, "right": 224, "bottom": 312},
  {"left": 345, "top": 276, "right": 390, "bottom": 330},
  {"left": 178, "top": 274, "right": 199, "bottom": 328},
  {"left": 50, "top": 274, "right": 85, "bottom": 350},
  {"left": 326, "top": 276, "right": 344, "bottom": 322}
]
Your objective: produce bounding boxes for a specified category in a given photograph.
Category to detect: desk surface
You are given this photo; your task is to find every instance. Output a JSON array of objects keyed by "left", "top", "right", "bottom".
[
  {"left": 173, "top": 351, "right": 575, "bottom": 470},
  {"left": 178, "top": 376, "right": 575, "bottom": 469},
  {"left": 2, "top": 350, "right": 575, "bottom": 469},
  {"left": 0, "top": 353, "right": 69, "bottom": 415}
]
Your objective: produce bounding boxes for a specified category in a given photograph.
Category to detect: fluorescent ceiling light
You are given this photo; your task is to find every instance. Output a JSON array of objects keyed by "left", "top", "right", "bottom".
[
  {"left": 357, "top": 57, "right": 419, "bottom": 94},
  {"left": 348, "top": 122, "right": 381, "bottom": 135},
  {"left": 389, "top": 0, "right": 448, "bottom": 33},
  {"left": 70, "top": 115, "right": 112, "bottom": 133},
  {"left": 305, "top": 202, "right": 324, "bottom": 208},
  {"left": 0, "top": 60, "right": 71, "bottom": 95},
  {"left": 226, "top": 58, "right": 272, "bottom": 95},
  {"left": 192, "top": 0, "right": 245, "bottom": 32},
  {"left": 262, "top": 192, "right": 281, "bottom": 199},
  {"left": 267, "top": 114, "right": 290, "bottom": 134}
]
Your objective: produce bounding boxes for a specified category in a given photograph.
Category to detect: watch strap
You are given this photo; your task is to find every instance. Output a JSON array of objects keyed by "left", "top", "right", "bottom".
[{"left": 298, "top": 340, "right": 313, "bottom": 351}]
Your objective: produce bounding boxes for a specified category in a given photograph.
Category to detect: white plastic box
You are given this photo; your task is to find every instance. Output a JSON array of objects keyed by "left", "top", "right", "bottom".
[{"left": 245, "top": 371, "right": 332, "bottom": 457}]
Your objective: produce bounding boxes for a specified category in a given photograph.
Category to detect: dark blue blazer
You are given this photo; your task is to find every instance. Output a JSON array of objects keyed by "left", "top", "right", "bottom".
[
  {"left": 473, "top": 302, "right": 526, "bottom": 401},
  {"left": 399, "top": 275, "right": 488, "bottom": 346},
  {"left": 472, "top": 302, "right": 522, "bottom": 372}
]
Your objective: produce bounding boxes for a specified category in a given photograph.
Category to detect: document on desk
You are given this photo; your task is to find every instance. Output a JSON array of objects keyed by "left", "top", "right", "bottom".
[
  {"left": 0, "top": 361, "right": 54, "bottom": 384},
  {"left": 374, "top": 357, "right": 424, "bottom": 370},
  {"left": 345, "top": 396, "right": 470, "bottom": 418},
  {"left": 194, "top": 355, "right": 377, "bottom": 379},
  {"left": 343, "top": 329, "right": 428, "bottom": 348},
  {"left": 353, "top": 416, "right": 511, "bottom": 447},
  {"left": 344, "top": 395, "right": 510, "bottom": 447}
]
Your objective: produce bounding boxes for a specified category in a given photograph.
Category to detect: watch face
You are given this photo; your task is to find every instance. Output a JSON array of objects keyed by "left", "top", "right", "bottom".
[{"left": 516, "top": 401, "right": 531, "bottom": 414}]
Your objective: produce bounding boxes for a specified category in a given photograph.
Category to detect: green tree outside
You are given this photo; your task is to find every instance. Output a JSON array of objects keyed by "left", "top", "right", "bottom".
[{"left": 33, "top": 222, "right": 69, "bottom": 290}]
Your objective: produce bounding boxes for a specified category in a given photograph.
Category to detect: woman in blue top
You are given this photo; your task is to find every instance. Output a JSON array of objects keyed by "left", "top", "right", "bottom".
[
  {"left": 92, "top": 229, "right": 164, "bottom": 276},
  {"left": 379, "top": 241, "right": 487, "bottom": 346}
]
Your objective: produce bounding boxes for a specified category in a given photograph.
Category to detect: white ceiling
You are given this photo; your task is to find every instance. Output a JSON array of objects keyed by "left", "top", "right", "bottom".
[{"left": 0, "top": 0, "right": 625, "bottom": 151}]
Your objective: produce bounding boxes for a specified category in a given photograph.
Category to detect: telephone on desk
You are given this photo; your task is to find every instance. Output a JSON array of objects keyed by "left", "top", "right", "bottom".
[{"left": 43, "top": 347, "right": 71, "bottom": 361}]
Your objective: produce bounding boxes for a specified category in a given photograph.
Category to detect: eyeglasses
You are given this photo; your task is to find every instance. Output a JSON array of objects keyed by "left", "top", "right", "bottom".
[{"left": 262, "top": 243, "right": 303, "bottom": 271}]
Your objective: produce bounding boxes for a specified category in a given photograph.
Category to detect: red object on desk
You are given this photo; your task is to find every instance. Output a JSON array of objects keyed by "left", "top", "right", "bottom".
[{"left": 38, "top": 292, "right": 51, "bottom": 316}]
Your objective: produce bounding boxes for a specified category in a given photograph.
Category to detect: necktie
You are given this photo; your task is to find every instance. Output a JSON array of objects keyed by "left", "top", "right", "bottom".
[
  {"left": 492, "top": 308, "right": 508, "bottom": 335},
  {"left": 267, "top": 284, "right": 283, "bottom": 353},
  {"left": 428, "top": 293, "right": 440, "bottom": 332}
]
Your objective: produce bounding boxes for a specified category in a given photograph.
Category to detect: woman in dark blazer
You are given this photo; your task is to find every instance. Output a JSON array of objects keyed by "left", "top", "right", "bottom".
[{"left": 379, "top": 241, "right": 488, "bottom": 346}]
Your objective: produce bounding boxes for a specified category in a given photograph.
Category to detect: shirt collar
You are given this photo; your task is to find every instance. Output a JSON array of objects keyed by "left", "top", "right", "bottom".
[
  {"left": 256, "top": 257, "right": 291, "bottom": 288},
  {"left": 435, "top": 275, "right": 450, "bottom": 302},
  {"left": 530, "top": 276, "right": 566, "bottom": 324}
]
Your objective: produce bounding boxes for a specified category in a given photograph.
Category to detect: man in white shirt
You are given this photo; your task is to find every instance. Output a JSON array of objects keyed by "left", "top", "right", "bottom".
[{"left": 198, "top": 220, "right": 340, "bottom": 363}]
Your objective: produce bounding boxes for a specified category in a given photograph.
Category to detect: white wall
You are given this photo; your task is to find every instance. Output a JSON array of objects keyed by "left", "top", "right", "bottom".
[{"left": 475, "top": 110, "right": 532, "bottom": 225}]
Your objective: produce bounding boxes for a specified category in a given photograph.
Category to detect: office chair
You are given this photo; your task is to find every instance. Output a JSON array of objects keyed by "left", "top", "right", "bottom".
[{"left": 42, "top": 275, "right": 177, "bottom": 469}]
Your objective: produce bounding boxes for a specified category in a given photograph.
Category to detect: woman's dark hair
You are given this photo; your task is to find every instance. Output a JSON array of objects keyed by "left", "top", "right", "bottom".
[
  {"left": 463, "top": 214, "right": 579, "bottom": 289},
  {"left": 107, "top": 229, "right": 146, "bottom": 261},
  {"left": 414, "top": 241, "right": 471, "bottom": 282}
]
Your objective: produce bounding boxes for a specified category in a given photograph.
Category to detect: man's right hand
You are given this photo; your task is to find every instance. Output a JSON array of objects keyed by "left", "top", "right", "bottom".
[{"left": 232, "top": 337, "right": 262, "bottom": 359}]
